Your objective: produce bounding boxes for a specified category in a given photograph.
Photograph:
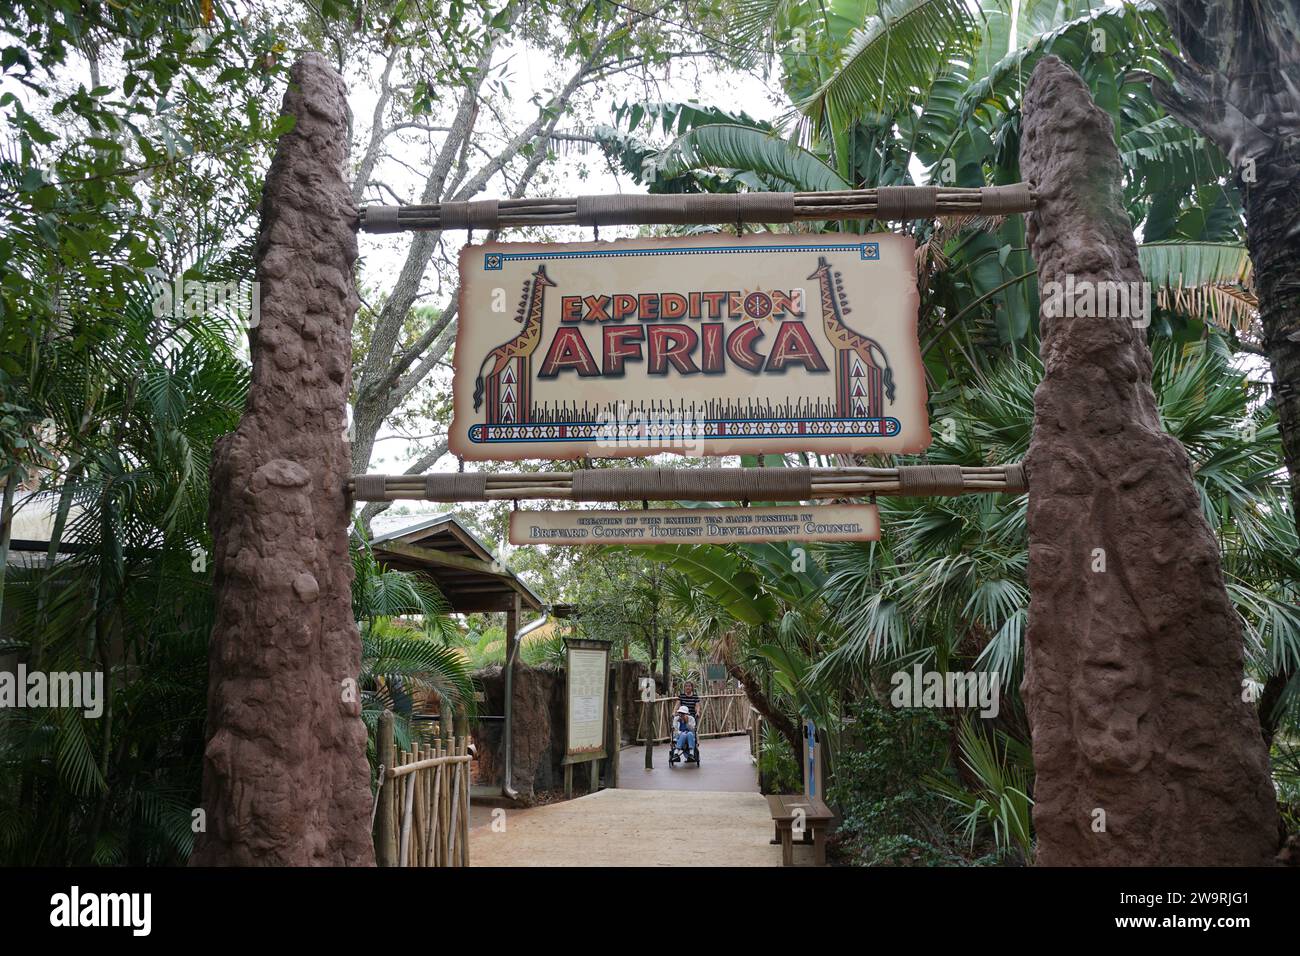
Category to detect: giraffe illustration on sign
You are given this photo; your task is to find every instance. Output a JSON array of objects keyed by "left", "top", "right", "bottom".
[
  {"left": 472, "top": 264, "right": 555, "bottom": 424},
  {"left": 808, "top": 256, "right": 894, "bottom": 418}
]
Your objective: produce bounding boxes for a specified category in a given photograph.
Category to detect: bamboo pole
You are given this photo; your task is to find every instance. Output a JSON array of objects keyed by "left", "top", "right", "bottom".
[
  {"left": 386, "top": 753, "right": 473, "bottom": 776},
  {"left": 430, "top": 762, "right": 443, "bottom": 867},
  {"left": 398, "top": 761, "right": 416, "bottom": 867},
  {"left": 459, "top": 737, "right": 471, "bottom": 867},
  {"left": 350, "top": 464, "right": 1028, "bottom": 503},
  {"left": 446, "top": 739, "right": 459, "bottom": 865},
  {"left": 447, "top": 737, "right": 464, "bottom": 866},
  {"left": 411, "top": 748, "right": 424, "bottom": 866},
  {"left": 358, "top": 185, "right": 1035, "bottom": 233},
  {"left": 438, "top": 740, "right": 450, "bottom": 866},
  {"left": 375, "top": 710, "right": 397, "bottom": 867}
]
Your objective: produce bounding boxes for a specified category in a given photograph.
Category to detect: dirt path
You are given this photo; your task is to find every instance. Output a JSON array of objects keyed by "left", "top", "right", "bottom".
[{"left": 470, "top": 736, "right": 818, "bottom": 866}]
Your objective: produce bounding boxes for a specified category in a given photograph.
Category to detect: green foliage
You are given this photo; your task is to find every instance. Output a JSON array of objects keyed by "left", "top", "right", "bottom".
[
  {"left": 350, "top": 533, "right": 476, "bottom": 755},
  {"left": 927, "top": 720, "right": 1034, "bottom": 861},
  {"left": 522, "top": 629, "right": 567, "bottom": 667},
  {"left": 0, "top": 1, "right": 293, "bottom": 371},
  {"left": 757, "top": 723, "right": 801, "bottom": 793},
  {"left": 797, "top": 0, "right": 978, "bottom": 137},
  {"left": 652, "top": 124, "right": 850, "bottom": 192},
  {"left": 828, "top": 695, "right": 971, "bottom": 866},
  {"left": 0, "top": 286, "right": 244, "bottom": 865},
  {"left": 465, "top": 626, "right": 508, "bottom": 668},
  {"left": 640, "top": 544, "right": 778, "bottom": 627}
]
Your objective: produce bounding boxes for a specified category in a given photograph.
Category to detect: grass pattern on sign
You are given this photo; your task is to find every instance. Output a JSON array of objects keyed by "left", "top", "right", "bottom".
[{"left": 529, "top": 396, "right": 875, "bottom": 424}]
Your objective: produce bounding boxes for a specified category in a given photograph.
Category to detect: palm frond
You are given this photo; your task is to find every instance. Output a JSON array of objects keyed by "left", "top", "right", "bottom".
[
  {"left": 651, "top": 124, "right": 850, "bottom": 191},
  {"left": 1139, "top": 240, "right": 1256, "bottom": 330},
  {"left": 799, "top": 0, "right": 978, "bottom": 132}
]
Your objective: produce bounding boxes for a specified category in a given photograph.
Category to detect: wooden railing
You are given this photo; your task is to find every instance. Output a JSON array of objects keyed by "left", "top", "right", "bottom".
[
  {"left": 374, "top": 711, "right": 472, "bottom": 867},
  {"left": 635, "top": 692, "right": 750, "bottom": 743},
  {"left": 749, "top": 707, "right": 764, "bottom": 767}
]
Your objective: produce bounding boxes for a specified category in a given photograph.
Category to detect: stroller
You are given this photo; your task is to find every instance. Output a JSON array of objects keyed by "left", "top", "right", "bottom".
[{"left": 667, "top": 705, "right": 701, "bottom": 768}]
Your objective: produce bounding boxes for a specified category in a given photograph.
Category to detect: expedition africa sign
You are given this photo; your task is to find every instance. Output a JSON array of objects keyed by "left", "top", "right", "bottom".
[{"left": 450, "top": 233, "right": 929, "bottom": 460}]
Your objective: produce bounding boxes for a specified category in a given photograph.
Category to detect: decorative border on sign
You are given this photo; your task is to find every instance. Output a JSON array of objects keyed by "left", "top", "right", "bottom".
[
  {"left": 484, "top": 241, "right": 880, "bottom": 271},
  {"left": 469, "top": 416, "right": 903, "bottom": 445}
]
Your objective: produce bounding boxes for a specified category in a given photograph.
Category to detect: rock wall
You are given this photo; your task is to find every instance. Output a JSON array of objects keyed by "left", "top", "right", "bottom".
[
  {"left": 1019, "top": 56, "right": 1279, "bottom": 865},
  {"left": 473, "top": 664, "right": 567, "bottom": 794},
  {"left": 612, "top": 659, "right": 650, "bottom": 743},
  {"left": 192, "top": 54, "right": 373, "bottom": 865},
  {"left": 471, "top": 660, "right": 647, "bottom": 795}
]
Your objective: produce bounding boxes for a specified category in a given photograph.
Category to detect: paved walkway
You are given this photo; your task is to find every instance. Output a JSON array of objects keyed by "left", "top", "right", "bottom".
[
  {"left": 617, "top": 733, "right": 759, "bottom": 792},
  {"left": 470, "top": 736, "right": 818, "bottom": 866},
  {"left": 471, "top": 789, "right": 797, "bottom": 866}
]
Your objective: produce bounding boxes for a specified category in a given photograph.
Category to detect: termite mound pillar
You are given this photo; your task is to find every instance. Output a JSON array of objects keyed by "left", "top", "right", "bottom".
[
  {"left": 193, "top": 53, "right": 373, "bottom": 866},
  {"left": 1019, "top": 55, "right": 1278, "bottom": 865}
]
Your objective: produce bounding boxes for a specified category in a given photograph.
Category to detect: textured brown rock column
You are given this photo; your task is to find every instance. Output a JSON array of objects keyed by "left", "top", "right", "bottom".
[
  {"left": 192, "top": 54, "right": 374, "bottom": 865},
  {"left": 1020, "top": 56, "right": 1278, "bottom": 866}
]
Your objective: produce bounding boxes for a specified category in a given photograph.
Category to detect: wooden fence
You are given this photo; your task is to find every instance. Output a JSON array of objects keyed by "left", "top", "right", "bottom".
[
  {"left": 635, "top": 692, "right": 750, "bottom": 743},
  {"left": 373, "top": 711, "right": 472, "bottom": 867}
]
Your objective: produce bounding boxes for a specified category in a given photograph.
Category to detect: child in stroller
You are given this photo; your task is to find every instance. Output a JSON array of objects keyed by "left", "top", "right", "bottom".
[{"left": 668, "top": 705, "right": 699, "bottom": 767}]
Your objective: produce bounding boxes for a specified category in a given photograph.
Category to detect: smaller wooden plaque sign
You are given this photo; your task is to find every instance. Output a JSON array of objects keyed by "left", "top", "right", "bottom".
[{"left": 509, "top": 504, "right": 880, "bottom": 546}]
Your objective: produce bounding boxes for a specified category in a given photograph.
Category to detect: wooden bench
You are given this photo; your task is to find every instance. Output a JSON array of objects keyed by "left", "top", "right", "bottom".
[{"left": 766, "top": 794, "right": 834, "bottom": 866}]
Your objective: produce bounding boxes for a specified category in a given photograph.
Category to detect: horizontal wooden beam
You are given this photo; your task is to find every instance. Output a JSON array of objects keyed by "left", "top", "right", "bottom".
[
  {"left": 358, "top": 184, "right": 1035, "bottom": 233},
  {"left": 350, "top": 464, "right": 1027, "bottom": 503}
]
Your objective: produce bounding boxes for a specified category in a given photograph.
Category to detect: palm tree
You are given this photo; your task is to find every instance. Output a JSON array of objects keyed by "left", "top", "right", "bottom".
[
  {"left": 1143, "top": 0, "right": 1300, "bottom": 722},
  {"left": 815, "top": 339, "right": 1298, "bottom": 732},
  {"left": 596, "top": 0, "right": 1297, "bottom": 702},
  {"left": 0, "top": 287, "right": 247, "bottom": 865},
  {"left": 602, "top": 2, "right": 1257, "bottom": 369},
  {"left": 350, "top": 533, "right": 477, "bottom": 756}
]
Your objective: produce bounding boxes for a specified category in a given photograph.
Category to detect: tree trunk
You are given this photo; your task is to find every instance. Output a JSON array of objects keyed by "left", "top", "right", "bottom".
[
  {"left": 662, "top": 631, "right": 672, "bottom": 703},
  {"left": 1149, "top": 0, "right": 1300, "bottom": 745},
  {"left": 726, "top": 661, "right": 802, "bottom": 779},
  {"left": 192, "top": 54, "right": 374, "bottom": 866},
  {"left": 1019, "top": 55, "right": 1279, "bottom": 866},
  {"left": 1242, "top": 146, "right": 1300, "bottom": 742}
]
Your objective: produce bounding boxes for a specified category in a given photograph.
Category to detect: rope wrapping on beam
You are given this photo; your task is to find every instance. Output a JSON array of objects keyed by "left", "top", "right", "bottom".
[
  {"left": 875, "top": 186, "right": 938, "bottom": 219},
  {"left": 363, "top": 205, "right": 402, "bottom": 233},
  {"left": 438, "top": 199, "right": 500, "bottom": 229},
  {"left": 897, "top": 464, "right": 968, "bottom": 495},
  {"left": 425, "top": 473, "right": 488, "bottom": 499},
  {"left": 354, "top": 474, "right": 388, "bottom": 498},
  {"left": 980, "top": 183, "right": 1034, "bottom": 215},
  {"left": 571, "top": 467, "right": 812, "bottom": 501},
  {"left": 1002, "top": 462, "right": 1028, "bottom": 493}
]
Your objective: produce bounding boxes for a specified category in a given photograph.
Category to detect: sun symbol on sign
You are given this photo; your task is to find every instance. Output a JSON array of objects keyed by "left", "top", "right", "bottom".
[
  {"left": 744, "top": 291, "right": 773, "bottom": 319},
  {"left": 736, "top": 286, "right": 792, "bottom": 323}
]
